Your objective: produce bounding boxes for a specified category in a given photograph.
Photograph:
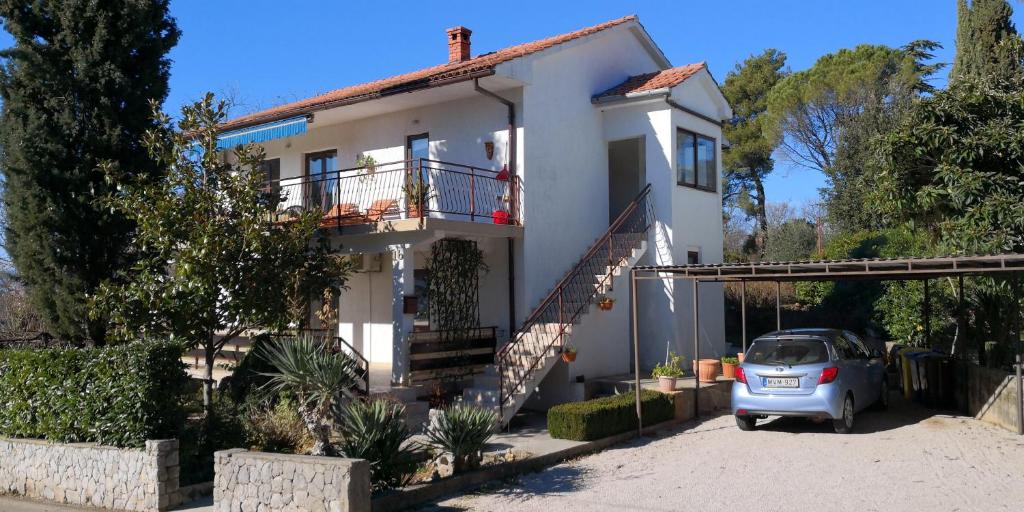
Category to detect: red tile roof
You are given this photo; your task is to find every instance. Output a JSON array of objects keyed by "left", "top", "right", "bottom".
[
  {"left": 594, "top": 62, "right": 706, "bottom": 100},
  {"left": 222, "top": 15, "right": 639, "bottom": 131}
]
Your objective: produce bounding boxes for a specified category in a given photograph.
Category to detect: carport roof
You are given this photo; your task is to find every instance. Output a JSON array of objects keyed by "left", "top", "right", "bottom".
[{"left": 633, "top": 254, "right": 1024, "bottom": 282}]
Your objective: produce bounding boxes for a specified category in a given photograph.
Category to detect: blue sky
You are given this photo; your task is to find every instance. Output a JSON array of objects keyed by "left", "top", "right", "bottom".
[{"left": 4, "top": 0, "right": 1023, "bottom": 208}]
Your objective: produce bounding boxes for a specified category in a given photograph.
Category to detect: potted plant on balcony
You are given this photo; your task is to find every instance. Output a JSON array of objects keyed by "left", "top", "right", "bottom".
[
  {"left": 356, "top": 154, "right": 376, "bottom": 182},
  {"left": 652, "top": 353, "right": 684, "bottom": 392},
  {"left": 721, "top": 356, "right": 739, "bottom": 380},
  {"left": 403, "top": 180, "right": 431, "bottom": 218},
  {"left": 596, "top": 294, "right": 614, "bottom": 311},
  {"left": 492, "top": 194, "right": 512, "bottom": 225},
  {"left": 561, "top": 344, "right": 577, "bottom": 363}
]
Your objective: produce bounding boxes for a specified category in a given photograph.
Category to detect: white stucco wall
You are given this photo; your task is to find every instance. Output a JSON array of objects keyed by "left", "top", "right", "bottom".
[
  {"left": 666, "top": 77, "right": 727, "bottom": 367},
  {"left": 511, "top": 26, "right": 663, "bottom": 316}
]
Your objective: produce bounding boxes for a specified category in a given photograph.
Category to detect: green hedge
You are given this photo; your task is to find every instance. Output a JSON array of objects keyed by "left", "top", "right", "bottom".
[
  {"left": 547, "top": 390, "right": 674, "bottom": 441},
  {"left": 0, "top": 341, "right": 190, "bottom": 448}
]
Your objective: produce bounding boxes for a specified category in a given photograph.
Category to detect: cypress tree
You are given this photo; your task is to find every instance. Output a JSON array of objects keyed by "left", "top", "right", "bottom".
[
  {"left": 951, "top": 0, "right": 1024, "bottom": 83},
  {"left": 0, "top": 1, "right": 179, "bottom": 344}
]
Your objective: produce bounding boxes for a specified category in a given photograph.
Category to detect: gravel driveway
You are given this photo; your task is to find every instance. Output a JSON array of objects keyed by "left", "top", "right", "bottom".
[{"left": 422, "top": 397, "right": 1024, "bottom": 512}]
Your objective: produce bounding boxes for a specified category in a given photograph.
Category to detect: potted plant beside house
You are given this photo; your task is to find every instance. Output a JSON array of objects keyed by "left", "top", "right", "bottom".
[
  {"left": 403, "top": 180, "right": 431, "bottom": 218},
  {"left": 721, "top": 356, "right": 739, "bottom": 380},
  {"left": 596, "top": 294, "right": 615, "bottom": 311},
  {"left": 652, "top": 353, "right": 684, "bottom": 392},
  {"left": 561, "top": 344, "right": 577, "bottom": 363}
]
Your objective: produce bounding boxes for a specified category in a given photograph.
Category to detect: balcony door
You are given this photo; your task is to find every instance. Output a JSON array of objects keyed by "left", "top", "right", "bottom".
[
  {"left": 305, "top": 150, "right": 337, "bottom": 209},
  {"left": 407, "top": 133, "right": 429, "bottom": 184}
]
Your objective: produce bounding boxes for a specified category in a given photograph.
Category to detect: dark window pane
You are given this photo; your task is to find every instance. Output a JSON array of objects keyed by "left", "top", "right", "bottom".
[
  {"left": 260, "top": 158, "right": 280, "bottom": 183},
  {"left": 408, "top": 134, "right": 429, "bottom": 183},
  {"left": 746, "top": 339, "right": 830, "bottom": 366},
  {"left": 697, "top": 136, "right": 716, "bottom": 190},
  {"left": 676, "top": 129, "right": 695, "bottom": 185},
  {"left": 687, "top": 251, "right": 700, "bottom": 264}
]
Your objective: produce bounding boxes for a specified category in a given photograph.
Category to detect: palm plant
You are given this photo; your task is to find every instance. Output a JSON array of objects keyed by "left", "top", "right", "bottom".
[
  {"left": 258, "top": 335, "right": 359, "bottom": 456},
  {"left": 424, "top": 404, "right": 497, "bottom": 473},
  {"left": 333, "top": 398, "right": 419, "bottom": 493}
]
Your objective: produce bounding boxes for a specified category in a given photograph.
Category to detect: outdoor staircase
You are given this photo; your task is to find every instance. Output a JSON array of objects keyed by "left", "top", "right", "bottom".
[{"left": 462, "top": 185, "right": 654, "bottom": 425}]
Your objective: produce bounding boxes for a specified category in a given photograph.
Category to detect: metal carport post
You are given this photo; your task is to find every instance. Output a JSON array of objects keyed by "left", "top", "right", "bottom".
[{"left": 628, "top": 254, "right": 1024, "bottom": 435}]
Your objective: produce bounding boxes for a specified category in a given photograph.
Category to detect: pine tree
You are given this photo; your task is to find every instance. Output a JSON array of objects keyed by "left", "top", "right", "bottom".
[
  {"left": 0, "top": 1, "right": 179, "bottom": 344},
  {"left": 951, "top": 0, "right": 1024, "bottom": 83},
  {"left": 721, "top": 49, "right": 787, "bottom": 259}
]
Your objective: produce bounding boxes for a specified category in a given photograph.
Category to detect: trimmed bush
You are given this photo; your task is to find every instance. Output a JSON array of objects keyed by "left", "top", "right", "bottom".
[
  {"left": 0, "top": 341, "right": 189, "bottom": 447},
  {"left": 547, "top": 390, "right": 674, "bottom": 441}
]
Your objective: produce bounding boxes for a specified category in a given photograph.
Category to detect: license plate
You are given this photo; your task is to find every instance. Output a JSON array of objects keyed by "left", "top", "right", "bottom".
[{"left": 763, "top": 377, "right": 799, "bottom": 388}]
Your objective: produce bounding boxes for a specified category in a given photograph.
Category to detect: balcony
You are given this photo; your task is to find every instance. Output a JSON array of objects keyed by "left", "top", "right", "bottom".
[{"left": 266, "top": 159, "right": 521, "bottom": 232}]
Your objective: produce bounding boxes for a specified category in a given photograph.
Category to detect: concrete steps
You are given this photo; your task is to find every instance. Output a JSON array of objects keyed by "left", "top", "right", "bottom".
[{"left": 461, "top": 239, "right": 647, "bottom": 426}]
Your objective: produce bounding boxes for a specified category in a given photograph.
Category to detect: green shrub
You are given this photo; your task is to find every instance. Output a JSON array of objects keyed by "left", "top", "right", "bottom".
[
  {"left": 423, "top": 404, "right": 497, "bottom": 474},
  {"left": 0, "top": 341, "right": 189, "bottom": 448},
  {"left": 334, "top": 398, "right": 418, "bottom": 493},
  {"left": 547, "top": 390, "right": 674, "bottom": 441},
  {"left": 246, "top": 397, "right": 313, "bottom": 455},
  {"left": 179, "top": 394, "right": 248, "bottom": 485}
]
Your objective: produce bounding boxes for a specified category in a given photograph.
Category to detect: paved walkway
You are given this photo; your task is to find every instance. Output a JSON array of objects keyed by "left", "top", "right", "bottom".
[{"left": 420, "top": 397, "right": 1024, "bottom": 511}]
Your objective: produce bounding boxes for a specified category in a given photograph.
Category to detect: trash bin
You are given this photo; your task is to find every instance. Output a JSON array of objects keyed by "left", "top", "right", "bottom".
[{"left": 900, "top": 348, "right": 931, "bottom": 400}]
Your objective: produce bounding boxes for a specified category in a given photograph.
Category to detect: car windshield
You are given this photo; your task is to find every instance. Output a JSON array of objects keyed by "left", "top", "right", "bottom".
[{"left": 745, "top": 338, "right": 830, "bottom": 366}]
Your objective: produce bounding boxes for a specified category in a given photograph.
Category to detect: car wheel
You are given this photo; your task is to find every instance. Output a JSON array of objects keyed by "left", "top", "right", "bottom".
[
  {"left": 874, "top": 380, "right": 889, "bottom": 410},
  {"left": 735, "top": 415, "right": 756, "bottom": 431},
  {"left": 833, "top": 394, "right": 855, "bottom": 434}
]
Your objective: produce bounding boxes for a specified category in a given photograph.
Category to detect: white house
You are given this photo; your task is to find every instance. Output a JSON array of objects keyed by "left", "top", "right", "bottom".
[{"left": 216, "top": 15, "right": 731, "bottom": 425}]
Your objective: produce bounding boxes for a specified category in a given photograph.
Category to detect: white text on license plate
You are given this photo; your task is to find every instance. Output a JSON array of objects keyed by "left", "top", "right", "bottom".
[{"left": 763, "top": 377, "right": 799, "bottom": 388}]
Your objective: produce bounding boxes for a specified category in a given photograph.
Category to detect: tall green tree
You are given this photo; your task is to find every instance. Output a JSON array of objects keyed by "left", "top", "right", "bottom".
[
  {"left": 92, "top": 95, "right": 354, "bottom": 410},
  {"left": 872, "top": 75, "right": 1024, "bottom": 255},
  {"left": 721, "top": 49, "right": 787, "bottom": 258},
  {"left": 0, "top": 0, "right": 179, "bottom": 344},
  {"left": 765, "top": 42, "right": 942, "bottom": 232},
  {"left": 951, "top": 0, "right": 1024, "bottom": 84}
]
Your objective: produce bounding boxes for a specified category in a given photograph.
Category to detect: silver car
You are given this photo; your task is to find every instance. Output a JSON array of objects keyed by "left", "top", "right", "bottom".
[{"left": 731, "top": 328, "right": 887, "bottom": 433}]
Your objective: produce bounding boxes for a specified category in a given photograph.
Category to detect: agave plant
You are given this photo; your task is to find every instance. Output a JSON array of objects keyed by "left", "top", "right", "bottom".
[
  {"left": 258, "top": 335, "right": 359, "bottom": 456},
  {"left": 424, "top": 404, "right": 497, "bottom": 473},
  {"left": 333, "top": 398, "right": 418, "bottom": 493}
]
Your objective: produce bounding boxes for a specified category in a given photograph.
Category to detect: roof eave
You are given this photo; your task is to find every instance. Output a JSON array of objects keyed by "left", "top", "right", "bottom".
[
  {"left": 591, "top": 88, "right": 670, "bottom": 105},
  {"left": 221, "top": 68, "right": 497, "bottom": 132}
]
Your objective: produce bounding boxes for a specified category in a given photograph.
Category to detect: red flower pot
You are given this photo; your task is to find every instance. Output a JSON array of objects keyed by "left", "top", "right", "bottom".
[{"left": 492, "top": 209, "right": 510, "bottom": 225}]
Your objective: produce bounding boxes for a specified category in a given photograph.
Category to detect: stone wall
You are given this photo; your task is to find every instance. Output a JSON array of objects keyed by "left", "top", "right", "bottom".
[
  {"left": 965, "top": 364, "right": 1022, "bottom": 433},
  {"left": 214, "top": 449, "right": 370, "bottom": 512},
  {"left": 0, "top": 438, "right": 181, "bottom": 511}
]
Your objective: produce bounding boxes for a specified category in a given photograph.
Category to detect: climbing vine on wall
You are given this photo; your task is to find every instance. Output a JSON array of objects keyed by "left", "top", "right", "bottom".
[{"left": 427, "top": 238, "right": 487, "bottom": 341}]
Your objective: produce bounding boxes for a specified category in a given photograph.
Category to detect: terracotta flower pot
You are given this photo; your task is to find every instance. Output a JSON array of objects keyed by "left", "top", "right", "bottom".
[
  {"left": 657, "top": 376, "right": 677, "bottom": 392},
  {"left": 561, "top": 351, "right": 577, "bottom": 363},
  {"left": 407, "top": 206, "right": 423, "bottom": 218},
  {"left": 721, "top": 362, "right": 737, "bottom": 380},
  {"left": 597, "top": 299, "right": 614, "bottom": 311},
  {"left": 694, "top": 359, "right": 721, "bottom": 383}
]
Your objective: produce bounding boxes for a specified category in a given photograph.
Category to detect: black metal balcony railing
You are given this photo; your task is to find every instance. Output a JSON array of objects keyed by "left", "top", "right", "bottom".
[{"left": 265, "top": 159, "right": 521, "bottom": 229}]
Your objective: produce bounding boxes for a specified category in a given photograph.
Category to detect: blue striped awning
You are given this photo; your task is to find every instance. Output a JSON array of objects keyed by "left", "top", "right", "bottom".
[{"left": 217, "top": 116, "right": 308, "bottom": 150}]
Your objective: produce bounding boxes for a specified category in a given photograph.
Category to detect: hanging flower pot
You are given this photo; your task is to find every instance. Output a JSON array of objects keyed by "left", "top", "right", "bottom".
[
  {"left": 492, "top": 209, "right": 510, "bottom": 225},
  {"left": 561, "top": 346, "right": 577, "bottom": 363},
  {"left": 597, "top": 295, "right": 614, "bottom": 311}
]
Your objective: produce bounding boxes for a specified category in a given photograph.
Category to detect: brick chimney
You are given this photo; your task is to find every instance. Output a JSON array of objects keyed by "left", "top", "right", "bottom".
[{"left": 446, "top": 26, "right": 472, "bottom": 63}]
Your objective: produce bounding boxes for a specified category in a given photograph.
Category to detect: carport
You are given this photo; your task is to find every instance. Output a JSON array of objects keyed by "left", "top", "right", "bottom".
[{"left": 628, "top": 254, "right": 1024, "bottom": 434}]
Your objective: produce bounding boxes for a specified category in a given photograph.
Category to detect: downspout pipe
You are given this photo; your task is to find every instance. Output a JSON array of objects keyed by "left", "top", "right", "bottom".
[{"left": 474, "top": 78, "right": 518, "bottom": 337}]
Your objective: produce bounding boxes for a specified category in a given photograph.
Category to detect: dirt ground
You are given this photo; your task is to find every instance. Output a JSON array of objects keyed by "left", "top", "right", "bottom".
[{"left": 421, "top": 396, "right": 1024, "bottom": 512}]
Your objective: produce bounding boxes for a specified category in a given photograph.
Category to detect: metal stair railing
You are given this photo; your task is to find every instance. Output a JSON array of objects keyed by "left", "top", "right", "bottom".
[{"left": 495, "top": 185, "right": 653, "bottom": 419}]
